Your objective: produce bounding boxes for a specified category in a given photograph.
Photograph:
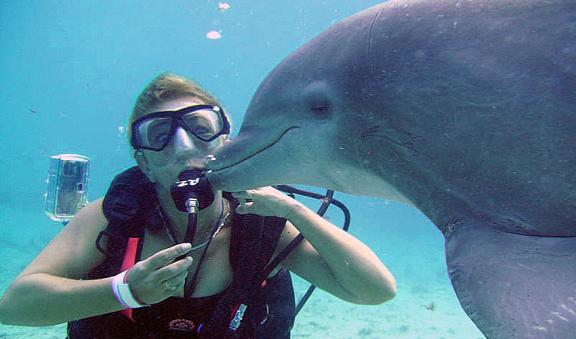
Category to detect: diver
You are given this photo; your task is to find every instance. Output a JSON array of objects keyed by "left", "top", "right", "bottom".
[{"left": 0, "top": 73, "right": 396, "bottom": 338}]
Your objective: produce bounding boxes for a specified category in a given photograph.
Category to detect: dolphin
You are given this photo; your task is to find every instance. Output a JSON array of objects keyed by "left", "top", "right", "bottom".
[{"left": 207, "top": 0, "right": 576, "bottom": 337}]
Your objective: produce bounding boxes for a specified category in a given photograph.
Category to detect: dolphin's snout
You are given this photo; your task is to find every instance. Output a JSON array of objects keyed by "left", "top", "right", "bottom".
[
  {"left": 206, "top": 136, "right": 248, "bottom": 171},
  {"left": 208, "top": 126, "right": 299, "bottom": 171}
]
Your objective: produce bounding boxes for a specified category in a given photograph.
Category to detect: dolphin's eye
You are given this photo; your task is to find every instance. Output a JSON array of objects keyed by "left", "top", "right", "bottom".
[
  {"left": 303, "top": 80, "right": 332, "bottom": 119},
  {"left": 311, "top": 104, "right": 331, "bottom": 119}
]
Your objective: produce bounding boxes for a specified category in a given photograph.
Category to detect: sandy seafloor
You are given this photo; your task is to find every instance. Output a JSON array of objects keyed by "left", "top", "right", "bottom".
[{"left": 0, "top": 195, "right": 485, "bottom": 339}]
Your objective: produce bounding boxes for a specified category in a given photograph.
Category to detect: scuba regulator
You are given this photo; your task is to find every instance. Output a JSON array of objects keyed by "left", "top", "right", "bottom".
[{"left": 170, "top": 169, "right": 215, "bottom": 246}]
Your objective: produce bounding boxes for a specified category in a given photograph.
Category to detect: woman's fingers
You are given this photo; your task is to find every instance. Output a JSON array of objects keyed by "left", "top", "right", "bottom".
[
  {"left": 235, "top": 201, "right": 255, "bottom": 214},
  {"left": 162, "top": 269, "right": 189, "bottom": 293},
  {"left": 232, "top": 187, "right": 293, "bottom": 217},
  {"left": 142, "top": 243, "right": 192, "bottom": 271},
  {"left": 127, "top": 244, "right": 193, "bottom": 304},
  {"left": 231, "top": 189, "right": 259, "bottom": 199},
  {"left": 154, "top": 256, "right": 193, "bottom": 282}
]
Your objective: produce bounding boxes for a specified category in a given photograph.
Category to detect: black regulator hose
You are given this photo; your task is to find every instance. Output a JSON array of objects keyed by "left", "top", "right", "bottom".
[
  {"left": 268, "top": 185, "right": 352, "bottom": 316},
  {"left": 170, "top": 169, "right": 215, "bottom": 260}
]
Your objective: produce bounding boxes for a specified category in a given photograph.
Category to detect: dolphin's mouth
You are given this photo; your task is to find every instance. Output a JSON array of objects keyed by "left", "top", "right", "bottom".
[{"left": 210, "top": 126, "right": 299, "bottom": 172}]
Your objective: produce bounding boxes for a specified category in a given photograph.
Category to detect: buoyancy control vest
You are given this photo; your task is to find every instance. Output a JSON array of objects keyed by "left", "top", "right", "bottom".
[{"left": 67, "top": 166, "right": 296, "bottom": 338}]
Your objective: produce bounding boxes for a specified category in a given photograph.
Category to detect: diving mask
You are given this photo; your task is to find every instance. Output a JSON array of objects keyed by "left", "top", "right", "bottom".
[{"left": 131, "top": 104, "right": 230, "bottom": 151}]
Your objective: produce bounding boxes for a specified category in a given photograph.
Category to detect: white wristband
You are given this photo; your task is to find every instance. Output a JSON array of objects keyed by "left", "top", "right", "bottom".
[{"left": 111, "top": 270, "right": 147, "bottom": 309}]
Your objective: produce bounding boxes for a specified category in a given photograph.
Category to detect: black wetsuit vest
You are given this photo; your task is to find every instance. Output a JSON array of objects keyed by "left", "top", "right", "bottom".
[{"left": 67, "top": 167, "right": 295, "bottom": 338}]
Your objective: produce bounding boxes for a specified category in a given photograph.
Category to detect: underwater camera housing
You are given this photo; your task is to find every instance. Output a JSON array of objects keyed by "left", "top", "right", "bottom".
[{"left": 44, "top": 154, "right": 90, "bottom": 224}]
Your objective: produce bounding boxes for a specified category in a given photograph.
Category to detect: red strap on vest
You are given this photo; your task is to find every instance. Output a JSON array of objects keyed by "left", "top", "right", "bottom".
[{"left": 120, "top": 237, "right": 141, "bottom": 322}]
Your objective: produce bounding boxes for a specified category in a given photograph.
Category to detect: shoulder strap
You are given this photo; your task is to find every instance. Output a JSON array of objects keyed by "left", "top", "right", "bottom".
[
  {"left": 97, "top": 166, "right": 156, "bottom": 256},
  {"left": 201, "top": 210, "right": 286, "bottom": 338},
  {"left": 103, "top": 166, "right": 157, "bottom": 234}
]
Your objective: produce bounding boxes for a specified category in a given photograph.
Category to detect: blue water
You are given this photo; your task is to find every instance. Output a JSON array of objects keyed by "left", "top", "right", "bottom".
[{"left": 1, "top": 1, "right": 484, "bottom": 338}]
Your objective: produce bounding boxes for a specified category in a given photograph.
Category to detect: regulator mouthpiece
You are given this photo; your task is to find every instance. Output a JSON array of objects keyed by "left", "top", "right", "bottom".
[{"left": 170, "top": 169, "right": 215, "bottom": 213}]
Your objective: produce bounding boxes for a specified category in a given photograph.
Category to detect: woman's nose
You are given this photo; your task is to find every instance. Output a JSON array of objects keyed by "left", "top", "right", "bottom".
[{"left": 172, "top": 126, "right": 201, "bottom": 151}]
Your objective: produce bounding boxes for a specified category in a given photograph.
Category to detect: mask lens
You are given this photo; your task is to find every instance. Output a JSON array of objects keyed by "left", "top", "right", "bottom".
[
  {"left": 136, "top": 117, "right": 172, "bottom": 150},
  {"left": 182, "top": 108, "right": 224, "bottom": 141}
]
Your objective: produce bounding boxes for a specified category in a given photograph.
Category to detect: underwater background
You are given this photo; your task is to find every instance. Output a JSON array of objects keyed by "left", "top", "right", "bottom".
[{"left": 0, "top": 1, "right": 485, "bottom": 338}]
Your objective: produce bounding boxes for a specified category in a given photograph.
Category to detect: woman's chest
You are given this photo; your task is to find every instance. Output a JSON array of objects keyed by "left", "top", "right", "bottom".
[{"left": 140, "top": 227, "right": 234, "bottom": 298}]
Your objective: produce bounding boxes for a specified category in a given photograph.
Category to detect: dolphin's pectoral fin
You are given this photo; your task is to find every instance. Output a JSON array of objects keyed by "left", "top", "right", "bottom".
[{"left": 445, "top": 222, "right": 576, "bottom": 339}]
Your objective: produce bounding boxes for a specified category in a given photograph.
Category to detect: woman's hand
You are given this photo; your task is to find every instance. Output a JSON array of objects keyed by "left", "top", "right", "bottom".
[
  {"left": 232, "top": 187, "right": 300, "bottom": 219},
  {"left": 126, "top": 243, "right": 193, "bottom": 305}
]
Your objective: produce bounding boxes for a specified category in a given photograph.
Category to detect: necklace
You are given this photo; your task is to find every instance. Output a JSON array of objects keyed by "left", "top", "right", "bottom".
[
  {"left": 189, "top": 214, "right": 226, "bottom": 251},
  {"left": 160, "top": 199, "right": 229, "bottom": 250}
]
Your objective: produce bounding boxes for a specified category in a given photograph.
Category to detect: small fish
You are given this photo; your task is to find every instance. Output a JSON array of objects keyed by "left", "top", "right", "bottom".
[
  {"left": 28, "top": 108, "right": 38, "bottom": 114},
  {"left": 206, "top": 30, "right": 222, "bottom": 40},
  {"left": 423, "top": 302, "right": 435, "bottom": 311},
  {"left": 218, "top": 2, "right": 231, "bottom": 12}
]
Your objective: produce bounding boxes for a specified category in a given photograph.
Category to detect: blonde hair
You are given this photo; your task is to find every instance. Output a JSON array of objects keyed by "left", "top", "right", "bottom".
[{"left": 129, "top": 72, "right": 232, "bottom": 149}]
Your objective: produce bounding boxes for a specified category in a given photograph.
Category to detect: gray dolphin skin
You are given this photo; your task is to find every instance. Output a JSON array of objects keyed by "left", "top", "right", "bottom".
[{"left": 207, "top": 0, "right": 576, "bottom": 337}]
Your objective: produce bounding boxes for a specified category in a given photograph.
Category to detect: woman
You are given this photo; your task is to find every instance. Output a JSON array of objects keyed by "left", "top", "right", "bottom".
[{"left": 0, "top": 73, "right": 396, "bottom": 338}]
